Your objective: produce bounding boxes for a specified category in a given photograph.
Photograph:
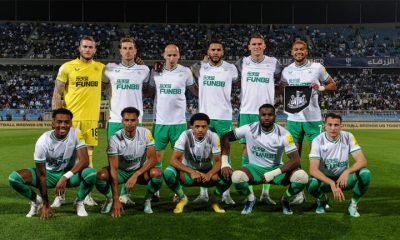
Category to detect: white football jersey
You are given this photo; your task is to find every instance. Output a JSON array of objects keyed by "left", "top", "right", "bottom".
[
  {"left": 107, "top": 127, "right": 155, "bottom": 171},
  {"left": 174, "top": 129, "right": 221, "bottom": 171},
  {"left": 34, "top": 128, "right": 86, "bottom": 172},
  {"left": 234, "top": 122, "right": 297, "bottom": 168},
  {"left": 104, "top": 63, "right": 150, "bottom": 123},
  {"left": 281, "top": 60, "right": 331, "bottom": 121},
  {"left": 309, "top": 131, "right": 361, "bottom": 177},
  {"left": 236, "top": 56, "right": 281, "bottom": 114},
  {"left": 194, "top": 61, "right": 238, "bottom": 120},
  {"left": 150, "top": 64, "right": 195, "bottom": 124}
]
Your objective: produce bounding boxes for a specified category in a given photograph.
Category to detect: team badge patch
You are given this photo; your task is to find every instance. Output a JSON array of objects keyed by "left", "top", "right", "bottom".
[
  {"left": 147, "top": 133, "right": 154, "bottom": 143},
  {"left": 286, "top": 134, "right": 294, "bottom": 145},
  {"left": 284, "top": 86, "right": 312, "bottom": 114}
]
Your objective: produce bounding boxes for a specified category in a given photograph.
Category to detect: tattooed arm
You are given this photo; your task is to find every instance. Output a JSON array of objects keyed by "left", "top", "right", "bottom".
[{"left": 52, "top": 80, "right": 66, "bottom": 110}]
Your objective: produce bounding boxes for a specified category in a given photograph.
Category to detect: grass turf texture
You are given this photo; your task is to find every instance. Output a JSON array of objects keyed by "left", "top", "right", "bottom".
[{"left": 0, "top": 128, "right": 399, "bottom": 240}]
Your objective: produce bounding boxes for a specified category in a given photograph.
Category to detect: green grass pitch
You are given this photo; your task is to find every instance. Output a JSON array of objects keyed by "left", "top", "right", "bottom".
[{"left": 0, "top": 128, "right": 399, "bottom": 240}]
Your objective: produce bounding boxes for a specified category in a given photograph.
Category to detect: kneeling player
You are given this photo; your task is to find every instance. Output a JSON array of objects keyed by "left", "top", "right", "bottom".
[
  {"left": 221, "top": 104, "right": 308, "bottom": 215},
  {"left": 163, "top": 113, "right": 231, "bottom": 214},
  {"left": 95, "top": 107, "right": 162, "bottom": 217},
  {"left": 8, "top": 108, "right": 96, "bottom": 219},
  {"left": 307, "top": 113, "right": 371, "bottom": 217}
]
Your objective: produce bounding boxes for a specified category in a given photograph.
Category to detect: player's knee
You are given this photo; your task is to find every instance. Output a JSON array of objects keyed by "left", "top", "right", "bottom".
[
  {"left": 96, "top": 168, "right": 109, "bottom": 181},
  {"left": 9, "top": 171, "right": 23, "bottom": 187},
  {"left": 290, "top": 169, "right": 308, "bottom": 184},
  {"left": 82, "top": 168, "right": 96, "bottom": 184},
  {"left": 306, "top": 177, "right": 319, "bottom": 195},
  {"left": 359, "top": 168, "right": 371, "bottom": 184},
  {"left": 150, "top": 168, "right": 163, "bottom": 178},
  {"left": 232, "top": 170, "right": 249, "bottom": 184},
  {"left": 163, "top": 167, "right": 176, "bottom": 182}
]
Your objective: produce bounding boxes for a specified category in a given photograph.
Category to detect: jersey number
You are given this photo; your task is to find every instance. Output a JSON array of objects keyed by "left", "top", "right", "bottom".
[{"left": 91, "top": 128, "right": 98, "bottom": 137}]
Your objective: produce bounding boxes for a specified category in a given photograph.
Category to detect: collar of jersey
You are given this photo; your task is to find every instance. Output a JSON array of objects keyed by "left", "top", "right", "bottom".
[
  {"left": 208, "top": 60, "right": 223, "bottom": 68},
  {"left": 51, "top": 131, "right": 67, "bottom": 142},
  {"left": 76, "top": 58, "right": 92, "bottom": 64},
  {"left": 324, "top": 132, "right": 340, "bottom": 143},
  {"left": 194, "top": 135, "right": 206, "bottom": 143},
  {"left": 120, "top": 62, "right": 135, "bottom": 68},
  {"left": 123, "top": 130, "right": 136, "bottom": 141},
  {"left": 250, "top": 56, "right": 265, "bottom": 64},
  {"left": 294, "top": 60, "right": 310, "bottom": 68},
  {"left": 261, "top": 125, "right": 275, "bottom": 135},
  {"left": 163, "top": 65, "right": 178, "bottom": 72}
]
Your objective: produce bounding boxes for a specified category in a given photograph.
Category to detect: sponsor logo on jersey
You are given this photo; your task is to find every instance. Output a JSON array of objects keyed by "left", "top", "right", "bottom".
[
  {"left": 246, "top": 72, "right": 269, "bottom": 83},
  {"left": 159, "top": 83, "right": 181, "bottom": 94},
  {"left": 203, "top": 75, "right": 225, "bottom": 87},
  {"left": 116, "top": 79, "right": 139, "bottom": 90},
  {"left": 250, "top": 146, "right": 276, "bottom": 159},
  {"left": 75, "top": 76, "right": 98, "bottom": 87},
  {"left": 325, "top": 158, "right": 347, "bottom": 169}
]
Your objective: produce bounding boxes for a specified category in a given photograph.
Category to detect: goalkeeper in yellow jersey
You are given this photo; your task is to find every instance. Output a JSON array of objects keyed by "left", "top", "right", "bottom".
[{"left": 51, "top": 36, "right": 105, "bottom": 207}]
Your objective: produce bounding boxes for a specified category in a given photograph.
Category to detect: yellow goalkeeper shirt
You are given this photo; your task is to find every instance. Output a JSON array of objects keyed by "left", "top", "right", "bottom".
[{"left": 56, "top": 58, "right": 105, "bottom": 120}]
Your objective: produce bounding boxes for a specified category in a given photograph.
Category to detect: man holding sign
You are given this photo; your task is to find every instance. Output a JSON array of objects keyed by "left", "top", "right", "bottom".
[{"left": 281, "top": 40, "right": 336, "bottom": 205}]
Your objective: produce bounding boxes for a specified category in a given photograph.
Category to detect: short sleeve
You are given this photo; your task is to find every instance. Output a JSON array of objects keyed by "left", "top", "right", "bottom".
[
  {"left": 107, "top": 137, "right": 120, "bottom": 156},
  {"left": 145, "top": 129, "right": 155, "bottom": 148},
  {"left": 319, "top": 64, "right": 331, "bottom": 83},
  {"left": 231, "top": 64, "right": 239, "bottom": 82},
  {"left": 309, "top": 138, "right": 321, "bottom": 160},
  {"left": 173, "top": 132, "right": 187, "bottom": 152},
  {"left": 211, "top": 133, "right": 221, "bottom": 155},
  {"left": 56, "top": 64, "right": 69, "bottom": 83},
  {"left": 349, "top": 133, "right": 361, "bottom": 153},
  {"left": 75, "top": 130, "right": 86, "bottom": 150},
  {"left": 149, "top": 70, "right": 156, "bottom": 87},
  {"left": 283, "top": 132, "right": 297, "bottom": 154},
  {"left": 34, "top": 137, "right": 47, "bottom": 164},
  {"left": 185, "top": 67, "right": 195, "bottom": 87},
  {"left": 234, "top": 125, "right": 250, "bottom": 139}
]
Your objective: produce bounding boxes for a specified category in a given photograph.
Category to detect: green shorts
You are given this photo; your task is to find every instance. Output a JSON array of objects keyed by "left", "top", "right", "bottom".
[
  {"left": 209, "top": 119, "right": 234, "bottom": 138},
  {"left": 116, "top": 168, "right": 153, "bottom": 185},
  {"left": 28, "top": 168, "right": 94, "bottom": 188},
  {"left": 238, "top": 114, "right": 259, "bottom": 144},
  {"left": 286, "top": 120, "right": 323, "bottom": 144},
  {"left": 153, "top": 123, "right": 187, "bottom": 151},
  {"left": 107, "top": 122, "right": 142, "bottom": 141},
  {"left": 165, "top": 165, "right": 219, "bottom": 187},
  {"left": 242, "top": 164, "right": 290, "bottom": 186}
]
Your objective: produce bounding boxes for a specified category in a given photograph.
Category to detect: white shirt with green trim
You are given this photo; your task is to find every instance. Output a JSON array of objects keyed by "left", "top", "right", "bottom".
[
  {"left": 235, "top": 56, "right": 282, "bottom": 114},
  {"left": 104, "top": 63, "right": 150, "bottom": 123},
  {"left": 309, "top": 131, "right": 361, "bottom": 177},
  {"left": 174, "top": 129, "right": 221, "bottom": 171},
  {"left": 150, "top": 64, "right": 194, "bottom": 125},
  {"left": 197, "top": 61, "right": 238, "bottom": 120},
  {"left": 281, "top": 60, "right": 331, "bottom": 122},
  {"left": 234, "top": 122, "right": 297, "bottom": 168},
  {"left": 107, "top": 127, "right": 155, "bottom": 171},
  {"left": 34, "top": 127, "right": 86, "bottom": 172}
]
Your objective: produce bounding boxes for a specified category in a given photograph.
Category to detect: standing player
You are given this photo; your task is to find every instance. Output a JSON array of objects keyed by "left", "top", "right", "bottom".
[
  {"left": 103, "top": 37, "right": 150, "bottom": 205},
  {"left": 51, "top": 36, "right": 105, "bottom": 207},
  {"left": 95, "top": 107, "right": 162, "bottom": 216},
  {"left": 235, "top": 33, "right": 282, "bottom": 204},
  {"left": 190, "top": 40, "right": 238, "bottom": 204},
  {"left": 307, "top": 113, "right": 371, "bottom": 217},
  {"left": 220, "top": 104, "right": 308, "bottom": 215},
  {"left": 281, "top": 40, "right": 337, "bottom": 205},
  {"left": 8, "top": 108, "right": 96, "bottom": 219},
  {"left": 149, "top": 44, "right": 198, "bottom": 182},
  {"left": 163, "top": 113, "right": 230, "bottom": 214}
]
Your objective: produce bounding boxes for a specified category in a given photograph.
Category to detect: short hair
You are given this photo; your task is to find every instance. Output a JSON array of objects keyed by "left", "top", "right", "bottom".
[
  {"left": 208, "top": 39, "right": 224, "bottom": 50},
  {"left": 190, "top": 113, "right": 210, "bottom": 126},
  {"left": 325, "top": 112, "right": 342, "bottom": 122},
  {"left": 121, "top": 107, "right": 140, "bottom": 117},
  {"left": 292, "top": 39, "right": 308, "bottom": 49},
  {"left": 259, "top": 104, "right": 276, "bottom": 113},
  {"left": 80, "top": 36, "right": 95, "bottom": 46},
  {"left": 248, "top": 33, "right": 265, "bottom": 44},
  {"left": 52, "top": 108, "right": 73, "bottom": 119},
  {"left": 119, "top": 37, "right": 136, "bottom": 49}
]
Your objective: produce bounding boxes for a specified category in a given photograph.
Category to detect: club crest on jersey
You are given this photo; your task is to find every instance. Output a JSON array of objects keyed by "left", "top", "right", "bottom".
[
  {"left": 115, "top": 69, "right": 120, "bottom": 72},
  {"left": 75, "top": 68, "right": 80, "bottom": 71},
  {"left": 94, "top": 67, "right": 99, "bottom": 71},
  {"left": 284, "top": 86, "right": 312, "bottom": 114},
  {"left": 322, "top": 148, "right": 328, "bottom": 152}
]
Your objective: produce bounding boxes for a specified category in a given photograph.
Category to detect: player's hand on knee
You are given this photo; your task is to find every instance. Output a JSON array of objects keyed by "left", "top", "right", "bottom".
[
  {"left": 40, "top": 204, "right": 53, "bottom": 220},
  {"left": 153, "top": 61, "right": 164, "bottom": 73},
  {"left": 336, "top": 171, "right": 349, "bottom": 189},
  {"left": 125, "top": 176, "right": 138, "bottom": 192},
  {"left": 221, "top": 167, "right": 232, "bottom": 180},
  {"left": 190, "top": 170, "right": 202, "bottom": 182},
  {"left": 331, "top": 184, "right": 345, "bottom": 202},
  {"left": 111, "top": 200, "right": 123, "bottom": 218},
  {"left": 201, "top": 173, "right": 212, "bottom": 183},
  {"left": 55, "top": 177, "right": 68, "bottom": 196}
]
